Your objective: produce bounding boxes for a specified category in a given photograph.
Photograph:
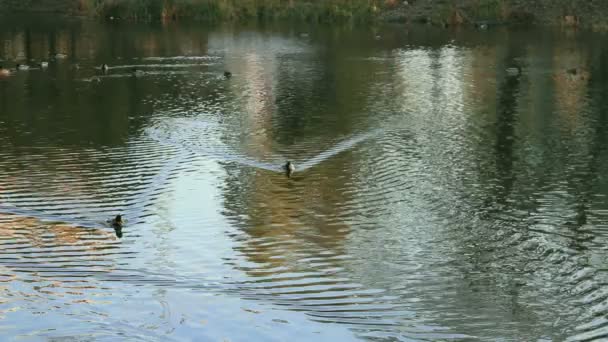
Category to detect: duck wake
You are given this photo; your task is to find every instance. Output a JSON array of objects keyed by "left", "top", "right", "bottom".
[{"left": 145, "top": 117, "right": 381, "bottom": 173}]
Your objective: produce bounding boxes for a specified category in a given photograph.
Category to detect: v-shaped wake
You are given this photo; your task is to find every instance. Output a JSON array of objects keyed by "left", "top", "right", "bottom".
[
  {"left": 0, "top": 118, "right": 380, "bottom": 229},
  {"left": 146, "top": 117, "right": 381, "bottom": 172}
]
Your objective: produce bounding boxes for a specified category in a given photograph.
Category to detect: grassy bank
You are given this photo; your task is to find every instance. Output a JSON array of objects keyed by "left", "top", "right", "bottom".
[
  {"left": 79, "top": 0, "right": 383, "bottom": 23},
  {"left": 383, "top": 0, "right": 608, "bottom": 30},
  {"left": 4, "top": 0, "right": 608, "bottom": 29},
  {"left": 380, "top": 0, "right": 535, "bottom": 27}
]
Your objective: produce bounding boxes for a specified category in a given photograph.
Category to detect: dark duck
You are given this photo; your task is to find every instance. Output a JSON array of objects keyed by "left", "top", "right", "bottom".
[
  {"left": 109, "top": 214, "right": 123, "bottom": 238},
  {"left": 110, "top": 214, "right": 123, "bottom": 228},
  {"left": 284, "top": 161, "right": 295, "bottom": 178}
]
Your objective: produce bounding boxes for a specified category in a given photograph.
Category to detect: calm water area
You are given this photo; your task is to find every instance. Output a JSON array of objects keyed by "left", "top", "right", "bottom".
[{"left": 1, "top": 15, "right": 608, "bottom": 341}]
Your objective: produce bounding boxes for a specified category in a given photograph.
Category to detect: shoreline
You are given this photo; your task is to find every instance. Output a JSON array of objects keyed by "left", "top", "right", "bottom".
[
  {"left": 379, "top": 0, "right": 608, "bottom": 31},
  {"left": 1, "top": 1, "right": 607, "bottom": 31}
]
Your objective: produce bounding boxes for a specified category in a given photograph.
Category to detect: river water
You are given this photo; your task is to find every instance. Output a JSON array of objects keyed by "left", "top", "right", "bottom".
[{"left": 1, "top": 16, "right": 608, "bottom": 341}]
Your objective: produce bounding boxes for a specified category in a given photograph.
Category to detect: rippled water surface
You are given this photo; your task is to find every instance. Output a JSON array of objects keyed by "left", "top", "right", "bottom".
[{"left": 1, "top": 17, "right": 608, "bottom": 341}]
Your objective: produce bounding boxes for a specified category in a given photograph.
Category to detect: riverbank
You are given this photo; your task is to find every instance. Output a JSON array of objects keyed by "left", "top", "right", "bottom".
[
  {"left": 2, "top": 0, "right": 608, "bottom": 30},
  {"left": 382, "top": 0, "right": 608, "bottom": 31},
  {"left": 80, "top": 0, "right": 382, "bottom": 23}
]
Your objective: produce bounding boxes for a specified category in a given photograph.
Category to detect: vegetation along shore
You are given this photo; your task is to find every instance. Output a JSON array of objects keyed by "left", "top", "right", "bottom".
[{"left": 1, "top": 0, "right": 608, "bottom": 29}]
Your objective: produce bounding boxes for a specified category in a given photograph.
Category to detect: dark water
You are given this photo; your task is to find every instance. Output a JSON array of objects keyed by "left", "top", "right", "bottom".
[{"left": 1, "top": 16, "right": 608, "bottom": 341}]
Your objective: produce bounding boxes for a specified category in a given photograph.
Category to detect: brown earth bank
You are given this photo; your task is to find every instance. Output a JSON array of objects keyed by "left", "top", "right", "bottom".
[{"left": 0, "top": 0, "right": 607, "bottom": 30}]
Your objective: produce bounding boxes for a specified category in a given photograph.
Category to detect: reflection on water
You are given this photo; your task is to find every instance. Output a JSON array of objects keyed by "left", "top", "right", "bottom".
[{"left": 1, "top": 17, "right": 608, "bottom": 340}]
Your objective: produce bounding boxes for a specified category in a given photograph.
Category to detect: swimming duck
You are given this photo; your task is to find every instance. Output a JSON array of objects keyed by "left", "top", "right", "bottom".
[
  {"left": 16, "top": 63, "right": 29, "bottom": 71},
  {"left": 54, "top": 53, "right": 67, "bottom": 59},
  {"left": 475, "top": 21, "right": 489, "bottom": 30},
  {"left": 101, "top": 64, "right": 109, "bottom": 73},
  {"left": 506, "top": 66, "right": 521, "bottom": 76},
  {"left": 39, "top": 61, "right": 49, "bottom": 68},
  {"left": 564, "top": 67, "right": 588, "bottom": 81},
  {"left": 224, "top": 71, "right": 232, "bottom": 78},
  {"left": 566, "top": 68, "right": 578, "bottom": 75},
  {"left": 132, "top": 67, "right": 145, "bottom": 77},
  {"left": 109, "top": 214, "right": 123, "bottom": 228},
  {"left": 284, "top": 161, "right": 295, "bottom": 178},
  {"left": 0, "top": 65, "right": 11, "bottom": 76}
]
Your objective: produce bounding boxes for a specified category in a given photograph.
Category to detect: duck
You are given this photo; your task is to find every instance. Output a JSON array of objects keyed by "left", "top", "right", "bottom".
[
  {"left": 101, "top": 64, "right": 109, "bottom": 73},
  {"left": 223, "top": 71, "right": 232, "bottom": 79},
  {"left": 565, "top": 67, "right": 588, "bottom": 81},
  {"left": 16, "top": 63, "right": 30, "bottom": 71},
  {"left": 54, "top": 53, "right": 67, "bottom": 59},
  {"left": 284, "top": 161, "right": 295, "bottom": 178},
  {"left": 506, "top": 66, "right": 521, "bottom": 77},
  {"left": 0, "top": 65, "right": 11, "bottom": 76},
  {"left": 109, "top": 214, "right": 123, "bottom": 228},
  {"left": 39, "top": 61, "right": 49, "bottom": 68},
  {"left": 132, "top": 67, "right": 145, "bottom": 77},
  {"left": 475, "top": 21, "right": 489, "bottom": 30},
  {"left": 566, "top": 68, "right": 578, "bottom": 75}
]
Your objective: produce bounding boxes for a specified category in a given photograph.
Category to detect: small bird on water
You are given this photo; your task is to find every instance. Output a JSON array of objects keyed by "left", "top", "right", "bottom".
[
  {"left": 132, "top": 67, "right": 145, "bottom": 77},
  {"left": 0, "top": 65, "right": 11, "bottom": 76},
  {"left": 566, "top": 68, "right": 579, "bottom": 75},
  {"left": 109, "top": 214, "right": 123, "bottom": 228},
  {"left": 109, "top": 214, "right": 123, "bottom": 238},
  {"left": 284, "top": 161, "right": 295, "bottom": 178},
  {"left": 223, "top": 71, "right": 232, "bottom": 79},
  {"left": 506, "top": 66, "right": 521, "bottom": 77}
]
